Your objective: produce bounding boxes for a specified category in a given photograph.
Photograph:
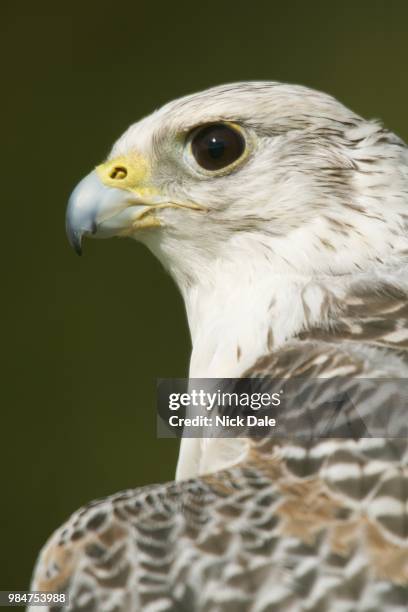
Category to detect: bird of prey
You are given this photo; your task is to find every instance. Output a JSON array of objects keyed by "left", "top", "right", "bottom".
[{"left": 31, "top": 83, "right": 408, "bottom": 611}]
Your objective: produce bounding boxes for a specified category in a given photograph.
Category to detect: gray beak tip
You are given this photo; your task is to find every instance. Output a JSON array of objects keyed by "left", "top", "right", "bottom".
[
  {"left": 73, "top": 238, "right": 83, "bottom": 257},
  {"left": 65, "top": 170, "right": 127, "bottom": 255},
  {"left": 67, "top": 227, "right": 83, "bottom": 256},
  {"left": 65, "top": 171, "right": 101, "bottom": 256},
  {"left": 66, "top": 210, "right": 84, "bottom": 255}
]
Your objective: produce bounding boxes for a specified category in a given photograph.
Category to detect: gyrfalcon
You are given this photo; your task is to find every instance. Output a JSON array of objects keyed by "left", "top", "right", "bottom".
[{"left": 31, "top": 82, "right": 408, "bottom": 611}]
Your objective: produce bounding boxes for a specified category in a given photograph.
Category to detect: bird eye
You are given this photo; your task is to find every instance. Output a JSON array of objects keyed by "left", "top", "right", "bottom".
[{"left": 190, "top": 123, "right": 246, "bottom": 171}]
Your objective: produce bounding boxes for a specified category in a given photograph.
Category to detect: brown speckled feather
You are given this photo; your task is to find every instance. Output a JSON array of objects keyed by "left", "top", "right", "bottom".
[{"left": 32, "top": 295, "right": 408, "bottom": 610}]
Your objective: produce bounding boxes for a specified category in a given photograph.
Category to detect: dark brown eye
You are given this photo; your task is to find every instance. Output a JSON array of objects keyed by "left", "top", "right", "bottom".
[{"left": 190, "top": 123, "right": 246, "bottom": 171}]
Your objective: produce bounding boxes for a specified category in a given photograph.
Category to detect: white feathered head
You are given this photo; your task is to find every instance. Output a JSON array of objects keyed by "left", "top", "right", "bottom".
[{"left": 66, "top": 82, "right": 408, "bottom": 288}]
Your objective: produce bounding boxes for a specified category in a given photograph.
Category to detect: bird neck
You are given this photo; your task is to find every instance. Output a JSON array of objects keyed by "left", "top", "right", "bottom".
[
  {"left": 175, "top": 265, "right": 336, "bottom": 479},
  {"left": 146, "top": 213, "right": 408, "bottom": 378},
  {"left": 183, "top": 264, "right": 322, "bottom": 378}
]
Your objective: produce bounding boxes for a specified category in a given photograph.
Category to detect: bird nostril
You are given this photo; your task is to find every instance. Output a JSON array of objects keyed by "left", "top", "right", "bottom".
[{"left": 109, "top": 166, "right": 128, "bottom": 180}]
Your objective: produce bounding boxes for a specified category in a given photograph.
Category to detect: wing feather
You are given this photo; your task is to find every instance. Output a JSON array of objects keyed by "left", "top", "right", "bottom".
[{"left": 31, "top": 284, "right": 408, "bottom": 611}]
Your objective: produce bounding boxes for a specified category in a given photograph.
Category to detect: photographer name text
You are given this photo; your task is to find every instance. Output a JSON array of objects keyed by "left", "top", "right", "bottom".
[{"left": 168, "top": 414, "right": 276, "bottom": 428}]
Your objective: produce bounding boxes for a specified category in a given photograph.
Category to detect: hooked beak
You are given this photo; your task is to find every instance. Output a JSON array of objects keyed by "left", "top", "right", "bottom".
[
  {"left": 65, "top": 170, "right": 160, "bottom": 256},
  {"left": 66, "top": 155, "right": 206, "bottom": 255}
]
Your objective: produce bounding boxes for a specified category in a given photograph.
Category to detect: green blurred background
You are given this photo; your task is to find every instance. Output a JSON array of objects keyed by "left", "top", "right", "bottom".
[{"left": 2, "top": 0, "right": 408, "bottom": 589}]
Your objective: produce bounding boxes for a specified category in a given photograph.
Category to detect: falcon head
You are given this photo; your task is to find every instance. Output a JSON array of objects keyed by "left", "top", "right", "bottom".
[{"left": 66, "top": 82, "right": 408, "bottom": 287}]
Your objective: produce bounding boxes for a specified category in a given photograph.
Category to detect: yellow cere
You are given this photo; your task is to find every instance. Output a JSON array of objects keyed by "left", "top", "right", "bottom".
[{"left": 96, "top": 154, "right": 159, "bottom": 199}]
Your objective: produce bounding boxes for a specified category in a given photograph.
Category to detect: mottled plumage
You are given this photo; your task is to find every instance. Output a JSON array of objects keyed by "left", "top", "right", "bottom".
[{"left": 32, "top": 82, "right": 408, "bottom": 610}]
